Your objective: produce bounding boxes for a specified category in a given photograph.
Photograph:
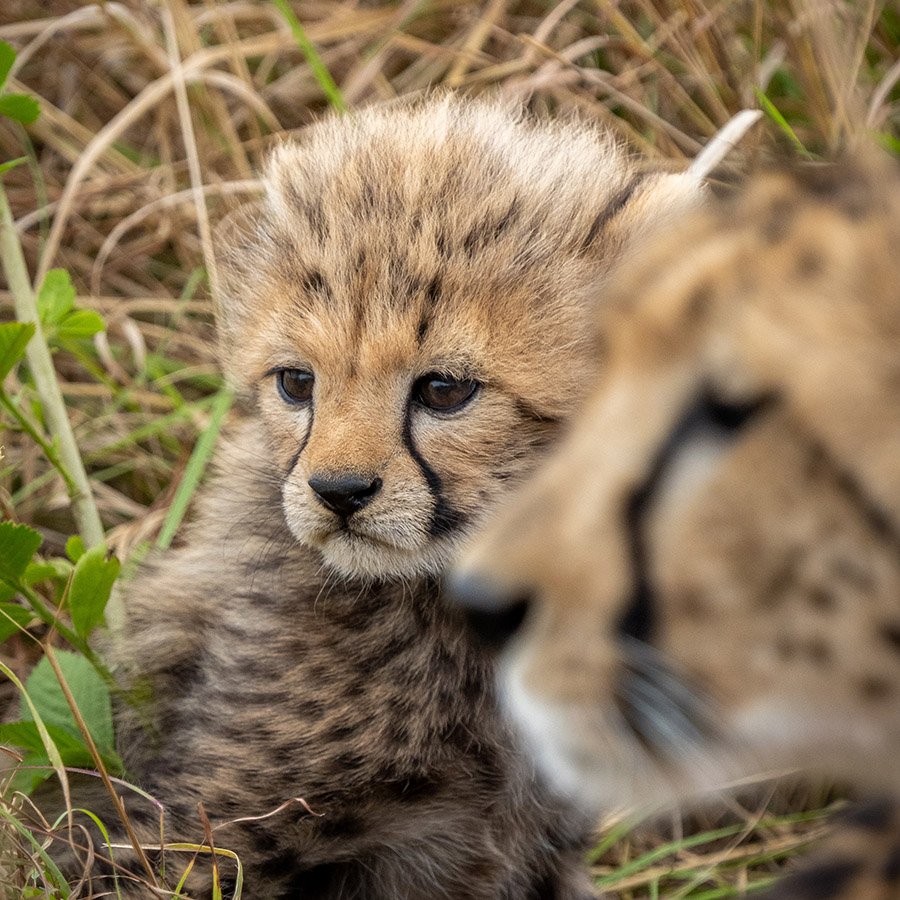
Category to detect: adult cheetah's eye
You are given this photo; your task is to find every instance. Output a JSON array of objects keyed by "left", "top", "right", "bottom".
[
  {"left": 412, "top": 373, "right": 479, "bottom": 412},
  {"left": 275, "top": 369, "right": 315, "bottom": 405}
]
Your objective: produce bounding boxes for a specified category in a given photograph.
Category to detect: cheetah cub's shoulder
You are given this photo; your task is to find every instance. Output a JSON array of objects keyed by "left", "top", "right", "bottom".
[
  {"left": 111, "top": 95, "right": 701, "bottom": 899},
  {"left": 452, "top": 153, "right": 900, "bottom": 899}
]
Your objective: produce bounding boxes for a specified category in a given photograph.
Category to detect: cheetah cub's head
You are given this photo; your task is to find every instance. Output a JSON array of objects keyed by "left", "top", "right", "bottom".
[
  {"left": 450, "top": 157, "right": 900, "bottom": 812},
  {"left": 217, "top": 95, "right": 699, "bottom": 580}
]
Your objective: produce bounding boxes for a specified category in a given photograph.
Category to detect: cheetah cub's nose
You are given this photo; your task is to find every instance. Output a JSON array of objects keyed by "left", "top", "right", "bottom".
[
  {"left": 446, "top": 573, "right": 532, "bottom": 649},
  {"left": 308, "top": 473, "right": 383, "bottom": 519}
]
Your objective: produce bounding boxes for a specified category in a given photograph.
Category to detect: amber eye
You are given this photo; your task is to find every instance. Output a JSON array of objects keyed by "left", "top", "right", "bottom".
[
  {"left": 412, "top": 373, "right": 479, "bottom": 412},
  {"left": 275, "top": 369, "right": 314, "bottom": 405}
]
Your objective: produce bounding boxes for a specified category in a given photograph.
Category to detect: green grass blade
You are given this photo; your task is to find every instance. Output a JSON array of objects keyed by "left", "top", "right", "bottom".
[
  {"left": 271, "top": 0, "right": 347, "bottom": 111},
  {"left": 754, "top": 88, "right": 814, "bottom": 158},
  {"left": 156, "top": 387, "right": 234, "bottom": 550}
]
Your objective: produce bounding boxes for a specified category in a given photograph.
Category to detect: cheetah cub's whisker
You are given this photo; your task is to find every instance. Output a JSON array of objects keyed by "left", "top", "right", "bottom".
[
  {"left": 104, "top": 95, "right": 702, "bottom": 899},
  {"left": 450, "top": 153, "right": 900, "bottom": 899}
]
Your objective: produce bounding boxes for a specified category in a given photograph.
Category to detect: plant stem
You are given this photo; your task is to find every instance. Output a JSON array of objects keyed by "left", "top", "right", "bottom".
[
  {"left": 43, "top": 644, "right": 161, "bottom": 889},
  {"left": 0, "top": 183, "right": 104, "bottom": 548},
  {"left": 0, "top": 389, "right": 78, "bottom": 496},
  {"left": 7, "top": 577, "right": 116, "bottom": 687}
]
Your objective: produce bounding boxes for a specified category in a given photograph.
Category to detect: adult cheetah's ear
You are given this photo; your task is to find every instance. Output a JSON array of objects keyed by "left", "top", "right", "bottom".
[{"left": 212, "top": 197, "right": 269, "bottom": 390}]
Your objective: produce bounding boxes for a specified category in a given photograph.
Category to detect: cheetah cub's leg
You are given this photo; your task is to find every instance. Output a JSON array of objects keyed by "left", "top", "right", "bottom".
[{"left": 760, "top": 798, "right": 900, "bottom": 900}]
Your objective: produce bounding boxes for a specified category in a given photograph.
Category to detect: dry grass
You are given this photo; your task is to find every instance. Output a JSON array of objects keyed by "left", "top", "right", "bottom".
[{"left": 0, "top": 0, "right": 897, "bottom": 896}]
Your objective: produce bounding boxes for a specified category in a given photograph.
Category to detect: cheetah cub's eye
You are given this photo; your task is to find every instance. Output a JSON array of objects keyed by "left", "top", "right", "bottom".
[
  {"left": 275, "top": 369, "right": 315, "bottom": 405},
  {"left": 412, "top": 374, "right": 480, "bottom": 413}
]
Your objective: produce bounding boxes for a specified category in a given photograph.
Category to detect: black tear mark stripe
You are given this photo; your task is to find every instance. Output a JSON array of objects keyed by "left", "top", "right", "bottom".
[
  {"left": 401, "top": 407, "right": 467, "bottom": 537},
  {"left": 617, "top": 389, "right": 772, "bottom": 644},
  {"left": 580, "top": 172, "right": 649, "bottom": 253},
  {"left": 811, "top": 439, "right": 900, "bottom": 552},
  {"left": 286, "top": 403, "right": 314, "bottom": 479}
]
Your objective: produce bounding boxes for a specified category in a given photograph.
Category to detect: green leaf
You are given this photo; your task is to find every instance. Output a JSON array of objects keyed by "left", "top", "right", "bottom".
[
  {"left": 0, "top": 41, "right": 14, "bottom": 91},
  {"left": 25, "top": 558, "right": 71, "bottom": 585},
  {"left": 0, "top": 321, "right": 34, "bottom": 380},
  {"left": 56, "top": 309, "right": 105, "bottom": 340},
  {"left": 0, "top": 92, "right": 39, "bottom": 124},
  {"left": 0, "top": 720, "right": 91, "bottom": 761},
  {"left": 21, "top": 651, "right": 116, "bottom": 756},
  {"left": 68, "top": 544, "right": 119, "bottom": 638},
  {"left": 0, "top": 720, "right": 98, "bottom": 796},
  {"left": 65, "top": 535, "right": 85, "bottom": 563},
  {"left": 0, "top": 521, "right": 41, "bottom": 585},
  {"left": 36, "top": 269, "right": 76, "bottom": 328},
  {"left": 0, "top": 601, "right": 33, "bottom": 641}
]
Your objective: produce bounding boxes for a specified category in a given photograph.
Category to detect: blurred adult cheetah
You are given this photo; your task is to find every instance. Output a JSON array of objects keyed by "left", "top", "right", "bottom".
[{"left": 451, "top": 153, "right": 900, "bottom": 898}]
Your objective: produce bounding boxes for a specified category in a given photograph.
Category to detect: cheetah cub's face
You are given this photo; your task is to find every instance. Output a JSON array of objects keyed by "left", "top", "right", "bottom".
[
  {"left": 451, "top": 157, "right": 900, "bottom": 811},
  {"left": 217, "top": 96, "right": 699, "bottom": 580}
]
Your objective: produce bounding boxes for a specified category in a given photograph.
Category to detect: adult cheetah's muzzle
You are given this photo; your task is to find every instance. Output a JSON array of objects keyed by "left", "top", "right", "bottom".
[{"left": 445, "top": 573, "right": 532, "bottom": 649}]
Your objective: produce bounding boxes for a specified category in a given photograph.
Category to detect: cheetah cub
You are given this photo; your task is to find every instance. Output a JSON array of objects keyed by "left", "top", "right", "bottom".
[
  {"left": 451, "top": 155, "right": 900, "bottom": 898},
  {"left": 108, "top": 96, "right": 700, "bottom": 898}
]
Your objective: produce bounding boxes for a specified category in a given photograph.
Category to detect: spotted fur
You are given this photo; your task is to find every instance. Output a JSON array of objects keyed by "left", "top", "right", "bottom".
[
  {"left": 451, "top": 153, "right": 900, "bottom": 898},
  {"left": 102, "top": 95, "right": 701, "bottom": 898}
]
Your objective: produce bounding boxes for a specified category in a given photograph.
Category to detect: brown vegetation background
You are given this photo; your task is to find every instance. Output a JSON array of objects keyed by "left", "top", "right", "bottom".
[{"left": 0, "top": 0, "right": 896, "bottom": 895}]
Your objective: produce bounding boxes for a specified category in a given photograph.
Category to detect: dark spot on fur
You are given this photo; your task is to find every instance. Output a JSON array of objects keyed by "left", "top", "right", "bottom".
[
  {"left": 305, "top": 199, "right": 329, "bottom": 241},
  {"left": 808, "top": 586, "right": 837, "bottom": 611},
  {"left": 804, "top": 639, "right": 831, "bottom": 665},
  {"left": 860, "top": 675, "right": 892, "bottom": 701},
  {"left": 761, "top": 197, "right": 796, "bottom": 244},
  {"left": 795, "top": 247, "right": 825, "bottom": 279},
  {"left": 799, "top": 164, "right": 874, "bottom": 221},
  {"left": 335, "top": 750, "right": 367, "bottom": 771},
  {"left": 879, "top": 621, "right": 900, "bottom": 653},
  {"left": 377, "top": 631, "right": 418, "bottom": 659},
  {"left": 436, "top": 230, "right": 451, "bottom": 257},
  {"left": 494, "top": 200, "right": 519, "bottom": 237},
  {"left": 390, "top": 773, "right": 443, "bottom": 803},
  {"left": 882, "top": 844, "right": 900, "bottom": 882},
  {"left": 386, "top": 719, "right": 410, "bottom": 745},
  {"left": 831, "top": 557, "right": 875, "bottom": 590},
  {"left": 258, "top": 848, "right": 305, "bottom": 882},
  {"left": 322, "top": 720, "right": 361, "bottom": 743},
  {"left": 359, "top": 180, "right": 376, "bottom": 213},
  {"left": 317, "top": 812, "right": 365, "bottom": 839},
  {"left": 463, "top": 222, "right": 487, "bottom": 255},
  {"left": 302, "top": 269, "right": 329, "bottom": 298},
  {"left": 425, "top": 274, "right": 441, "bottom": 307},
  {"left": 685, "top": 282, "right": 714, "bottom": 323},
  {"left": 775, "top": 636, "right": 797, "bottom": 660},
  {"left": 678, "top": 590, "right": 711, "bottom": 620},
  {"left": 580, "top": 173, "right": 648, "bottom": 253}
]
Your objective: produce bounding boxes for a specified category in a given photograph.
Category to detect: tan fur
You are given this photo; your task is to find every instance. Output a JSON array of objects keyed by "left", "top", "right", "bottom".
[
  {"left": 452, "top": 155, "right": 900, "bottom": 897},
  {"left": 102, "top": 95, "right": 702, "bottom": 898}
]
